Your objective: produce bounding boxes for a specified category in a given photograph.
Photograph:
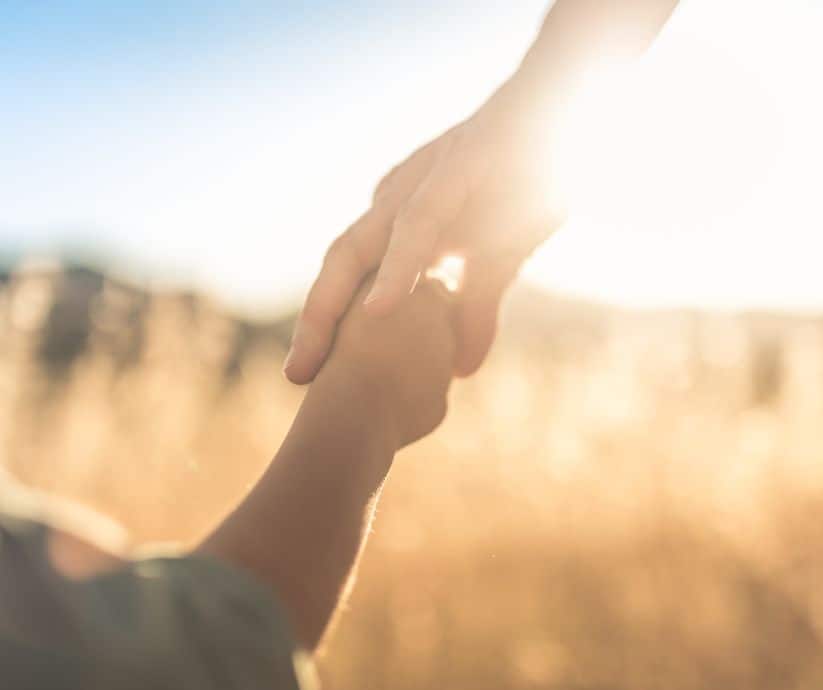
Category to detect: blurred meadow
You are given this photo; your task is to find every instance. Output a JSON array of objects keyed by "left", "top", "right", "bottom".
[
  {"left": 3, "top": 260, "right": 823, "bottom": 689},
  {"left": 5, "top": 2, "right": 823, "bottom": 688}
]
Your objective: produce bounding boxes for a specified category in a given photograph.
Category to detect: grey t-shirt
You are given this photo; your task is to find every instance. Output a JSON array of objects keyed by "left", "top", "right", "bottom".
[{"left": 0, "top": 514, "right": 316, "bottom": 690}]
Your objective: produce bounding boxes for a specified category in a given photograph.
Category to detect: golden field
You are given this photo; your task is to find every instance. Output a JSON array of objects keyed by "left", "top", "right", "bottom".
[{"left": 2, "top": 263, "right": 823, "bottom": 689}]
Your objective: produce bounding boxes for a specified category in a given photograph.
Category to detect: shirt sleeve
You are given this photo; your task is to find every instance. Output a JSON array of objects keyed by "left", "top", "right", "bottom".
[{"left": 0, "top": 515, "right": 318, "bottom": 690}]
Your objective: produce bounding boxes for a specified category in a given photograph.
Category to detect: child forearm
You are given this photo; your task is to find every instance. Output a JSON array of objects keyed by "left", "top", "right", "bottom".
[
  {"left": 198, "top": 362, "right": 398, "bottom": 650},
  {"left": 199, "top": 277, "right": 455, "bottom": 650}
]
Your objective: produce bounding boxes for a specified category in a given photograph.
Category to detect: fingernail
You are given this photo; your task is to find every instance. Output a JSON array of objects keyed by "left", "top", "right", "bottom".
[
  {"left": 282, "top": 346, "right": 297, "bottom": 376},
  {"left": 282, "top": 322, "right": 305, "bottom": 376}
]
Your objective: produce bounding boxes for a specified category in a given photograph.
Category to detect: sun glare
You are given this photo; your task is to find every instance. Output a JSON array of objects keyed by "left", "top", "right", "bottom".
[
  {"left": 426, "top": 254, "right": 466, "bottom": 294},
  {"left": 529, "top": 20, "right": 791, "bottom": 309},
  {"left": 553, "top": 50, "right": 775, "bottom": 233}
]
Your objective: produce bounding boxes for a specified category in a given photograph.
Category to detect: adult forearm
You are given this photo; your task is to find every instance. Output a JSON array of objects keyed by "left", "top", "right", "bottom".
[
  {"left": 506, "top": 0, "right": 679, "bottom": 109},
  {"left": 531, "top": 0, "right": 679, "bottom": 69},
  {"left": 198, "top": 364, "right": 397, "bottom": 649}
]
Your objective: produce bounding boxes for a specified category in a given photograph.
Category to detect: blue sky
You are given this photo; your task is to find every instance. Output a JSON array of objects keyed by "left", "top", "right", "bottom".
[
  {"left": 2, "top": 1, "right": 822, "bottom": 312},
  {"left": 1, "top": 0, "right": 548, "bottom": 308}
]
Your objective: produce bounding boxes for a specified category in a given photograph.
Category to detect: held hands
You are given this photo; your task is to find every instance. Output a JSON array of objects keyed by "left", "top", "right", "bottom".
[
  {"left": 285, "top": 72, "right": 565, "bottom": 386},
  {"left": 285, "top": 0, "right": 677, "bottom": 386},
  {"left": 323, "top": 277, "right": 456, "bottom": 450}
]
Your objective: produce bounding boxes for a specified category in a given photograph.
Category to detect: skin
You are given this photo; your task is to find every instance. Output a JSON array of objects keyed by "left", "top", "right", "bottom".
[
  {"left": 37, "top": 277, "right": 455, "bottom": 653},
  {"left": 25, "top": 0, "right": 683, "bottom": 657},
  {"left": 198, "top": 278, "right": 455, "bottom": 649},
  {"left": 284, "top": 0, "right": 681, "bottom": 384}
]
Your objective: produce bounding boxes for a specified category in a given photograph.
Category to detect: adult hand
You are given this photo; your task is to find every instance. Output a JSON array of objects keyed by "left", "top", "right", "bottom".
[
  {"left": 284, "top": 0, "right": 679, "bottom": 383},
  {"left": 284, "top": 76, "right": 565, "bottom": 384}
]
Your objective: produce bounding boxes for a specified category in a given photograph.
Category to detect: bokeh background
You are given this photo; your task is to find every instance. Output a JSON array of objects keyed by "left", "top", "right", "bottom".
[{"left": 3, "top": 1, "right": 823, "bottom": 688}]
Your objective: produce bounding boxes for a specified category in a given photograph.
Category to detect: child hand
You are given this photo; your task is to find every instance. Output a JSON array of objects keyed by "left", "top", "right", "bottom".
[{"left": 324, "top": 277, "right": 456, "bottom": 449}]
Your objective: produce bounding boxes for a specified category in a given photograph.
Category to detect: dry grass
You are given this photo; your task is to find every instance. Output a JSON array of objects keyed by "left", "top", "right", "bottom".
[{"left": 2, "top": 264, "right": 823, "bottom": 689}]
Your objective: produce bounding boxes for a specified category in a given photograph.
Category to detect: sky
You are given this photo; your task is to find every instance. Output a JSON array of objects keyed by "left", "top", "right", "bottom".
[{"left": 2, "top": 0, "right": 822, "bottom": 313}]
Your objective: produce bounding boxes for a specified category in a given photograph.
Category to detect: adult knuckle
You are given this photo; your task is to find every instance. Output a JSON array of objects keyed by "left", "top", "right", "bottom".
[
  {"left": 323, "top": 234, "right": 348, "bottom": 262},
  {"left": 373, "top": 167, "right": 400, "bottom": 203},
  {"left": 324, "top": 233, "right": 362, "bottom": 270}
]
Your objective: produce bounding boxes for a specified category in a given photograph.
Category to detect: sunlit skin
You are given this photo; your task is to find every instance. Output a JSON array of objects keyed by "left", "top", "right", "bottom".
[
  {"left": 284, "top": 0, "right": 681, "bottom": 384},
  {"left": 14, "top": 276, "right": 455, "bottom": 653},
  {"left": 9, "top": 0, "right": 682, "bottom": 646},
  {"left": 1, "top": 0, "right": 684, "bottom": 670},
  {"left": 199, "top": 278, "right": 456, "bottom": 648},
  {"left": 4, "top": 2, "right": 823, "bottom": 689}
]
